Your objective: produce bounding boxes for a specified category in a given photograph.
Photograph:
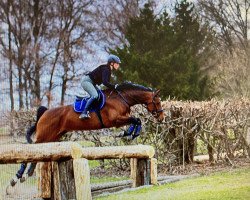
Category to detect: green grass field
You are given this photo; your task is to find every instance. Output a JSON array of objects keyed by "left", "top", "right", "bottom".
[{"left": 96, "top": 167, "right": 250, "bottom": 200}]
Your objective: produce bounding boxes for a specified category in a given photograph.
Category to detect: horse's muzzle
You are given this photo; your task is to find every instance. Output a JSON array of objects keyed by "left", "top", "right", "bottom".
[{"left": 156, "top": 111, "right": 164, "bottom": 122}]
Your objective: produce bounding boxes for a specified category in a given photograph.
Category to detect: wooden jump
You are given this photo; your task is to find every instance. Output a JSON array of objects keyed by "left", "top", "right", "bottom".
[{"left": 0, "top": 142, "right": 157, "bottom": 200}]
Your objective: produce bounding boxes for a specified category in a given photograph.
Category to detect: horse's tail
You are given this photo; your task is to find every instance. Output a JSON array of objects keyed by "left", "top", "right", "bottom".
[{"left": 26, "top": 106, "right": 48, "bottom": 144}]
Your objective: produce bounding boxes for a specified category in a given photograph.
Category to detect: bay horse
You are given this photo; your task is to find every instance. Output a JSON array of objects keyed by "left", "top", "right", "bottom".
[{"left": 11, "top": 81, "right": 164, "bottom": 186}]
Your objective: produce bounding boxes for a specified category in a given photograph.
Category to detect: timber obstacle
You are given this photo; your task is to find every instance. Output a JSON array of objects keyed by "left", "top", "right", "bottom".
[{"left": 0, "top": 142, "right": 157, "bottom": 200}]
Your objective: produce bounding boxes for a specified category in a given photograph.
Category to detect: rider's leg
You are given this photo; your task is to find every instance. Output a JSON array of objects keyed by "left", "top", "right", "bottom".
[
  {"left": 79, "top": 75, "right": 98, "bottom": 119},
  {"left": 80, "top": 97, "right": 96, "bottom": 119}
]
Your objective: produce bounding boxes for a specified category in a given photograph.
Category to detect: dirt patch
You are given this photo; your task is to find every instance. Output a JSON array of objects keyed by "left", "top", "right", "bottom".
[{"left": 2, "top": 184, "right": 40, "bottom": 200}]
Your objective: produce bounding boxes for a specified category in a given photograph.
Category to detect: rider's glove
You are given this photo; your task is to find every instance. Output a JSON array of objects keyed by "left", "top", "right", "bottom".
[{"left": 114, "top": 84, "right": 119, "bottom": 90}]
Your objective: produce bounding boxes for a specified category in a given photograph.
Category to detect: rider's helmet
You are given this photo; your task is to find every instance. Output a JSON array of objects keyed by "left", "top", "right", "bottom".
[{"left": 107, "top": 54, "right": 121, "bottom": 64}]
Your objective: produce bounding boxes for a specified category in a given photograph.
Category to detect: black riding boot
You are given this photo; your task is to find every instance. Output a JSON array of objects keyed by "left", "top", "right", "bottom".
[{"left": 79, "top": 97, "right": 96, "bottom": 119}]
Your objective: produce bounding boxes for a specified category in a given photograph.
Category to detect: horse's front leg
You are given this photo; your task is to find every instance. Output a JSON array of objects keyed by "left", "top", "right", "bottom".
[
  {"left": 116, "top": 116, "right": 142, "bottom": 139},
  {"left": 132, "top": 118, "right": 142, "bottom": 140}
]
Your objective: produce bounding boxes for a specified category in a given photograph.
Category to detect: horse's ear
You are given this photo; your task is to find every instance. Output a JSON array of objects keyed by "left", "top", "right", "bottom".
[{"left": 155, "top": 89, "right": 160, "bottom": 96}]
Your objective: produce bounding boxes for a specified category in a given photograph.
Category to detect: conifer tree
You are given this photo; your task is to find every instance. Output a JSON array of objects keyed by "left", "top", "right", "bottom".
[{"left": 113, "top": 1, "right": 214, "bottom": 100}]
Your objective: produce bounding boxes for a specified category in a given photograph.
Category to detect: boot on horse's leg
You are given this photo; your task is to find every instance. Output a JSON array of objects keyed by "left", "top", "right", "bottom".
[
  {"left": 132, "top": 124, "right": 142, "bottom": 140},
  {"left": 79, "top": 97, "right": 96, "bottom": 119},
  {"left": 123, "top": 124, "right": 136, "bottom": 137},
  {"left": 19, "top": 163, "right": 37, "bottom": 184},
  {"left": 27, "top": 163, "right": 37, "bottom": 177},
  {"left": 132, "top": 118, "right": 142, "bottom": 140},
  {"left": 10, "top": 163, "right": 27, "bottom": 187}
]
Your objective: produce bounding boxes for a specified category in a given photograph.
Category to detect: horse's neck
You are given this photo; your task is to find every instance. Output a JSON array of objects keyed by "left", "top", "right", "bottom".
[{"left": 123, "top": 90, "right": 151, "bottom": 106}]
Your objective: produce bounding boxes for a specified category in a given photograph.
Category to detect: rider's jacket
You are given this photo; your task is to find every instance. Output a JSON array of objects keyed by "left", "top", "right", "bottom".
[{"left": 88, "top": 64, "right": 115, "bottom": 89}]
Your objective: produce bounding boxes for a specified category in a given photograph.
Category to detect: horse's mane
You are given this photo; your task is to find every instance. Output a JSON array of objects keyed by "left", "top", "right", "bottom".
[{"left": 117, "top": 81, "right": 153, "bottom": 92}]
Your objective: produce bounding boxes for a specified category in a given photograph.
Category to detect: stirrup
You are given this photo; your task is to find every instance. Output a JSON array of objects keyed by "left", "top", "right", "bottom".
[{"left": 79, "top": 111, "right": 90, "bottom": 119}]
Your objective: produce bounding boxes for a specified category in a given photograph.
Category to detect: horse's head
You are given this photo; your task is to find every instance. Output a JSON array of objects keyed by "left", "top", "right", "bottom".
[{"left": 146, "top": 90, "right": 164, "bottom": 122}]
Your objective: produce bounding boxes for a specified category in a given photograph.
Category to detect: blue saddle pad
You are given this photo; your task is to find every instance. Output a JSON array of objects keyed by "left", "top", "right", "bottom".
[{"left": 73, "top": 90, "right": 106, "bottom": 113}]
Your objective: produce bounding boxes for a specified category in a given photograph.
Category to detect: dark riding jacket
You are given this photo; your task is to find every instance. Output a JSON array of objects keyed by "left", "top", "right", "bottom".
[{"left": 88, "top": 64, "right": 115, "bottom": 89}]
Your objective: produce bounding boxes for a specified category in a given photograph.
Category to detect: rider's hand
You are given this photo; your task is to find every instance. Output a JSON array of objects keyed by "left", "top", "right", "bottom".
[{"left": 114, "top": 84, "right": 119, "bottom": 89}]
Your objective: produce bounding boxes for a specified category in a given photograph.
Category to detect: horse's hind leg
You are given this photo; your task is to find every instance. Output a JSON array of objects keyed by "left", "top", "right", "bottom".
[
  {"left": 27, "top": 163, "right": 37, "bottom": 176},
  {"left": 21, "top": 128, "right": 63, "bottom": 183},
  {"left": 19, "top": 162, "right": 37, "bottom": 183},
  {"left": 10, "top": 163, "right": 27, "bottom": 187},
  {"left": 10, "top": 124, "right": 37, "bottom": 187}
]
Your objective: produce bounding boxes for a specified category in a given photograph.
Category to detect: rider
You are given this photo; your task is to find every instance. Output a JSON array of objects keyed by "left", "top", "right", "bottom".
[{"left": 79, "top": 54, "right": 121, "bottom": 119}]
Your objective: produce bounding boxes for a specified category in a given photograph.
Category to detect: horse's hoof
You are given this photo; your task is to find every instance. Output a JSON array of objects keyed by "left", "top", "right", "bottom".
[
  {"left": 132, "top": 133, "right": 140, "bottom": 140},
  {"left": 20, "top": 176, "right": 26, "bottom": 183},
  {"left": 123, "top": 131, "right": 132, "bottom": 137},
  {"left": 10, "top": 179, "right": 17, "bottom": 187}
]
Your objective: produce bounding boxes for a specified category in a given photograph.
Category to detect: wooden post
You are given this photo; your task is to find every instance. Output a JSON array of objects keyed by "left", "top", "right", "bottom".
[
  {"left": 73, "top": 158, "right": 92, "bottom": 200},
  {"left": 50, "top": 158, "right": 91, "bottom": 200},
  {"left": 37, "top": 162, "right": 52, "bottom": 198},
  {"left": 150, "top": 158, "right": 158, "bottom": 185},
  {"left": 58, "top": 159, "right": 77, "bottom": 200},
  {"left": 130, "top": 158, "right": 136, "bottom": 185},
  {"left": 51, "top": 162, "right": 61, "bottom": 200},
  {"left": 37, "top": 142, "right": 83, "bottom": 199},
  {"left": 130, "top": 158, "right": 151, "bottom": 187}
]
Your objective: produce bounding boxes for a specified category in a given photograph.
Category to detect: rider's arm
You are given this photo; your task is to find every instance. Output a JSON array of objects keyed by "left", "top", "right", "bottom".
[{"left": 102, "top": 68, "right": 115, "bottom": 89}]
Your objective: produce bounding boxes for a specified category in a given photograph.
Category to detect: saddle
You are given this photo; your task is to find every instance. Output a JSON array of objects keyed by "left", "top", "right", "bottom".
[{"left": 73, "top": 90, "right": 106, "bottom": 113}]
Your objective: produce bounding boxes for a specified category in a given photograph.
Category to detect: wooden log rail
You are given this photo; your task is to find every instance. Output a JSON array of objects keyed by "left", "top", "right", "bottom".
[
  {"left": 0, "top": 142, "right": 157, "bottom": 200},
  {"left": 0, "top": 142, "right": 155, "bottom": 163}
]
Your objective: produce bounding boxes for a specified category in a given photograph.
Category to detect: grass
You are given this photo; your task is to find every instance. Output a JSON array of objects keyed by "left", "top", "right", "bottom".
[
  {"left": 96, "top": 167, "right": 250, "bottom": 200},
  {"left": 0, "top": 127, "right": 8, "bottom": 136}
]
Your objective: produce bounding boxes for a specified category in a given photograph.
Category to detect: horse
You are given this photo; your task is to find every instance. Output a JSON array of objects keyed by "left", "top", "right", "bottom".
[{"left": 10, "top": 81, "right": 164, "bottom": 186}]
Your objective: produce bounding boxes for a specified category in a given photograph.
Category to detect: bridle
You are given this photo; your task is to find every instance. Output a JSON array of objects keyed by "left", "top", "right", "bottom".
[
  {"left": 109, "top": 89, "right": 164, "bottom": 118},
  {"left": 146, "top": 92, "right": 164, "bottom": 118}
]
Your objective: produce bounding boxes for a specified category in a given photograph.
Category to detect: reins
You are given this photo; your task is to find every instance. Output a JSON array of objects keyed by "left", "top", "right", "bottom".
[{"left": 107, "top": 89, "right": 131, "bottom": 107}]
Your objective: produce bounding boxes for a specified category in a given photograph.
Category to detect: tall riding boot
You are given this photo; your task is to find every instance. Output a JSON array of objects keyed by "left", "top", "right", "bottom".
[{"left": 79, "top": 97, "right": 96, "bottom": 119}]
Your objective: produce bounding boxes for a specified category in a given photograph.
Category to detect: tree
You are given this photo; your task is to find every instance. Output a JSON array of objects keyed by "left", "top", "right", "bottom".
[
  {"left": 94, "top": 0, "right": 143, "bottom": 50},
  {"left": 0, "top": 0, "right": 97, "bottom": 109},
  {"left": 198, "top": 0, "right": 250, "bottom": 53},
  {"left": 0, "top": 0, "right": 53, "bottom": 109},
  {"left": 0, "top": 0, "right": 14, "bottom": 110},
  {"left": 113, "top": 1, "right": 214, "bottom": 100},
  {"left": 198, "top": 0, "right": 250, "bottom": 98},
  {"left": 50, "top": 0, "right": 95, "bottom": 106}
]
